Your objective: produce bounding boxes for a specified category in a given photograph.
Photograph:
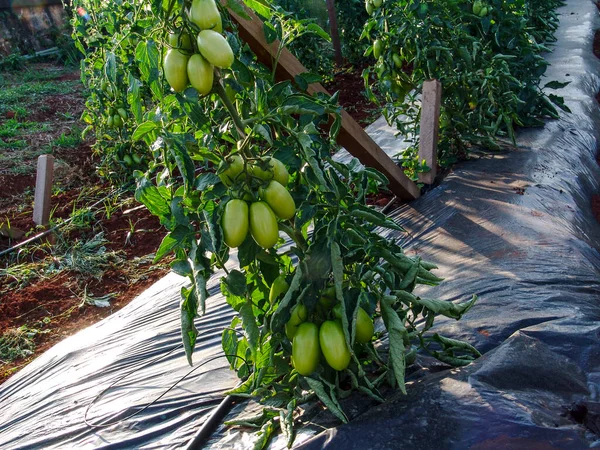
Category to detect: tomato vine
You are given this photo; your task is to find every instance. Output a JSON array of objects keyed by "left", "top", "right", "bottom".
[{"left": 71, "top": 0, "right": 478, "bottom": 445}]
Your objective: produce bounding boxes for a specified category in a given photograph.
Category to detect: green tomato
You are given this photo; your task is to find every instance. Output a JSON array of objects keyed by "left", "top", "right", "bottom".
[
  {"left": 249, "top": 201, "right": 279, "bottom": 249},
  {"left": 333, "top": 305, "right": 374, "bottom": 344},
  {"left": 373, "top": 39, "right": 384, "bottom": 59},
  {"left": 259, "top": 180, "right": 295, "bottom": 221},
  {"left": 168, "top": 32, "right": 193, "bottom": 50},
  {"left": 292, "top": 322, "right": 320, "bottom": 376},
  {"left": 117, "top": 107, "right": 127, "bottom": 120},
  {"left": 372, "top": 0, "right": 382, "bottom": 7},
  {"left": 249, "top": 159, "right": 274, "bottom": 181},
  {"left": 365, "top": 0, "right": 373, "bottom": 15},
  {"left": 106, "top": 115, "right": 114, "bottom": 128},
  {"left": 187, "top": 53, "right": 214, "bottom": 96},
  {"left": 113, "top": 114, "right": 123, "bottom": 128},
  {"left": 271, "top": 158, "right": 289, "bottom": 186},
  {"left": 319, "top": 285, "right": 336, "bottom": 309},
  {"left": 132, "top": 153, "right": 142, "bottom": 164},
  {"left": 392, "top": 53, "right": 403, "bottom": 69},
  {"left": 123, "top": 154, "right": 133, "bottom": 166},
  {"left": 479, "top": 6, "right": 488, "bottom": 16},
  {"left": 319, "top": 320, "right": 351, "bottom": 371},
  {"left": 196, "top": 30, "right": 234, "bottom": 69},
  {"left": 190, "top": 0, "right": 222, "bottom": 32},
  {"left": 269, "top": 274, "right": 289, "bottom": 304},
  {"left": 221, "top": 199, "right": 249, "bottom": 248},
  {"left": 163, "top": 49, "right": 189, "bottom": 92},
  {"left": 218, "top": 154, "right": 244, "bottom": 186},
  {"left": 285, "top": 303, "right": 308, "bottom": 340}
]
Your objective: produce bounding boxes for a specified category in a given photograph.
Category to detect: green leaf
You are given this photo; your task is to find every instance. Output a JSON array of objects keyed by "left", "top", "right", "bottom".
[
  {"left": 127, "top": 74, "right": 143, "bottom": 123},
  {"left": 305, "top": 377, "right": 348, "bottom": 423},
  {"left": 305, "top": 23, "right": 331, "bottom": 42},
  {"left": 226, "top": 0, "right": 251, "bottom": 19},
  {"left": 544, "top": 80, "right": 570, "bottom": 89},
  {"left": 225, "top": 269, "right": 247, "bottom": 296},
  {"left": 243, "top": 0, "right": 272, "bottom": 19},
  {"left": 414, "top": 295, "right": 477, "bottom": 320},
  {"left": 132, "top": 121, "right": 158, "bottom": 141},
  {"left": 105, "top": 51, "right": 116, "bottom": 82},
  {"left": 380, "top": 297, "right": 407, "bottom": 394},
  {"left": 181, "top": 285, "right": 198, "bottom": 365},
  {"left": 222, "top": 318, "right": 239, "bottom": 369},
  {"left": 263, "top": 22, "right": 277, "bottom": 44},
  {"left": 195, "top": 172, "right": 220, "bottom": 190},
  {"left": 168, "top": 137, "right": 196, "bottom": 193},
  {"left": 240, "top": 301, "right": 260, "bottom": 358},
  {"left": 135, "top": 177, "right": 171, "bottom": 220},
  {"left": 154, "top": 225, "right": 191, "bottom": 262},
  {"left": 351, "top": 204, "right": 404, "bottom": 231},
  {"left": 331, "top": 241, "right": 354, "bottom": 348}
]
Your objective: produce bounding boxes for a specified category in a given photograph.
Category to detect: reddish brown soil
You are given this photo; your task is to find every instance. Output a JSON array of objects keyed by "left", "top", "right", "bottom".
[
  {"left": 0, "top": 64, "right": 169, "bottom": 384},
  {"left": 324, "top": 63, "right": 381, "bottom": 126}
]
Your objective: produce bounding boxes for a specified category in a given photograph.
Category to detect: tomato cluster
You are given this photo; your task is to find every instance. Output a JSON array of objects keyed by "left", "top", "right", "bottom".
[
  {"left": 163, "top": 0, "right": 233, "bottom": 95},
  {"left": 272, "top": 282, "right": 375, "bottom": 377},
  {"left": 220, "top": 155, "right": 295, "bottom": 249}
]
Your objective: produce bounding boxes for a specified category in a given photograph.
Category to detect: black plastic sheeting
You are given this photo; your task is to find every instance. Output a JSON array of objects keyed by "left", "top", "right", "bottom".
[{"left": 2, "top": 0, "right": 600, "bottom": 448}]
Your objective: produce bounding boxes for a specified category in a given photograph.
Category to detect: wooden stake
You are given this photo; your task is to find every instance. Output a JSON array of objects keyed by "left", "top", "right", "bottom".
[
  {"left": 418, "top": 79, "right": 442, "bottom": 185},
  {"left": 325, "top": 0, "right": 343, "bottom": 66},
  {"left": 223, "top": 4, "right": 420, "bottom": 201},
  {"left": 33, "top": 154, "right": 54, "bottom": 226}
]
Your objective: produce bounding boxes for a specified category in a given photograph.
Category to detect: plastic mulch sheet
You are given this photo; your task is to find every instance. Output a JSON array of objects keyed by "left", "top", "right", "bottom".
[{"left": 1, "top": 0, "right": 600, "bottom": 448}]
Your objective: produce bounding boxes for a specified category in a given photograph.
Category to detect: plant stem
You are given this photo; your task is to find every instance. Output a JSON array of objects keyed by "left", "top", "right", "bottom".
[
  {"left": 215, "top": 80, "right": 246, "bottom": 138},
  {"left": 279, "top": 222, "right": 308, "bottom": 253}
]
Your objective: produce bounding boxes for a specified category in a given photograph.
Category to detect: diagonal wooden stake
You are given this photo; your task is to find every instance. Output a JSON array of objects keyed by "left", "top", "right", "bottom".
[{"left": 222, "top": 4, "right": 420, "bottom": 201}]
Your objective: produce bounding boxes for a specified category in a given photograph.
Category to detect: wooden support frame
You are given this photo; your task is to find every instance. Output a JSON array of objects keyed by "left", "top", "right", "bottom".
[
  {"left": 418, "top": 79, "right": 442, "bottom": 185},
  {"left": 223, "top": 5, "right": 420, "bottom": 201}
]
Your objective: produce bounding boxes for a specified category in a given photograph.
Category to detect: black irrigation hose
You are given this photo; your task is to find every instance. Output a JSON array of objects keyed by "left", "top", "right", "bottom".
[
  {"left": 0, "top": 182, "right": 134, "bottom": 259},
  {"left": 186, "top": 394, "right": 237, "bottom": 449}
]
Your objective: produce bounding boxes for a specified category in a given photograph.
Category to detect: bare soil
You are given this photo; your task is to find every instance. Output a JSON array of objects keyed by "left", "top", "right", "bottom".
[{"left": 0, "top": 63, "right": 169, "bottom": 384}]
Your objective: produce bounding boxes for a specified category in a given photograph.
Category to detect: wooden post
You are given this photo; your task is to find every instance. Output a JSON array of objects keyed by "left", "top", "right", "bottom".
[
  {"left": 325, "top": 0, "right": 343, "bottom": 66},
  {"left": 223, "top": 4, "right": 420, "bottom": 201},
  {"left": 33, "top": 154, "right": 54, "bottom": 226},
  {"left": 418, "top": 80, "right": 442, "bottom": 185}
]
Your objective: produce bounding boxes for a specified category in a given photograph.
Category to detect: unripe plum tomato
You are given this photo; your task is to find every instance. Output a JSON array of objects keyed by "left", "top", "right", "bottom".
[
  {"left": 187, "top": 53, "right": 214, "bottom": 96},
  {"left": 218, "top": 154, "right": 244, "bottom": 186},
  {"left": 249, "top": 159, "right": 274, "bottom": 181},
  {"left": 259, "top": 180, "right": 295, "bottom": 220},
  {"left": 271, "top": 158, "right": 289, "bottom": 186},
  {"left": 168, "top": 31, "right": 193, "bottom": 50},
  {"left": 117, "top": 107, "right": 127, "bottom": 120},
  {"left": 365, "top": 0, "right": 373, "bottom": 15},
  {"left": 249, "top": 201, "right": 279, "bottom": 249},
  {"left": 163, "top": 49, "right": 189, "bottom": 92},
  {"left": 373, "top": 0, "right": 382, "bottom": 7},
  {"left": 196, "top": 30, "right": 234, "bottom": 69},
  {"left": 113, "top": 114, "right": 123, "bottom": 128},
  {"left": 221, "top": 199, "right": 249, "bottom": 248},
  {"left": 319, "top": 285, "right": 336, "bottom": 309},
  {"left": 269, "top": 275, "right": 289, "bottom": 304},
  {"left": 292, "top": 322, "right": 320, "bottom": 376},
  {"left": 285, "top": 303, "right": 308, "bottom": 340},
  {"left": 190, "top": 0, "right": 222, "bottom": 32},
  {"left": 333, "top": 305, "right": 374, "bottom": 344},
  {"left": 319, "top": 320, "right": 351, "bottom": 371},
  {"left": 373, "top": 39, "right": 384, "bottom": 59}
]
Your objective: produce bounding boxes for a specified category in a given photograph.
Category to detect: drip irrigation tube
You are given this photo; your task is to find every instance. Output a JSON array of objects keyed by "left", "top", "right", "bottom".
[
  {"left": 186, "top": 395, "right": 237, "bottom": 449},
  {"left": 0, "top": 182, "right": 133, "bottom": 259}
]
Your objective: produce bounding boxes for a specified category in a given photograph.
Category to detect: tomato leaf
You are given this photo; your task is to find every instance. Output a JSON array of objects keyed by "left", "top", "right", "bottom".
[
  {"left": 380, "top": 297, "right": 407, "bottom": 394},
  {"left": 413, "top": 295, "right": 478, "bottom": 320},
  {"left": 154, "top": 225, "right": 191, "bottom": 263},
  {"left": 225, "top": 269, "right": 247, "bottom": 296},
  {"left": 239, "top": 301, "right": 260, "bottom": 358},
  {"left": 305, "top": 377, "right": 348, "bottom": 423},
  {"left": 180, "top": 285, "right": 198, "bottom": 366},
  {"left": 270, "top": 264, "right": 305, "bottom": 333}
]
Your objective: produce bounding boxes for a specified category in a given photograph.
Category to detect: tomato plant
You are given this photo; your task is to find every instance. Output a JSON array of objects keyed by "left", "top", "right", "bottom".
[
  {"left": 71, "top": 0, "right": 479, "bottom": 445},
  {"left": 362, "top": 0, "right": 570, "bottom": 179}
]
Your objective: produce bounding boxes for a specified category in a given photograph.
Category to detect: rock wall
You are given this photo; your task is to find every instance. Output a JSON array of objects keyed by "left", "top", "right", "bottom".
[{"left": 0, "top": 1, "right": 67, "bottom": 56}]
